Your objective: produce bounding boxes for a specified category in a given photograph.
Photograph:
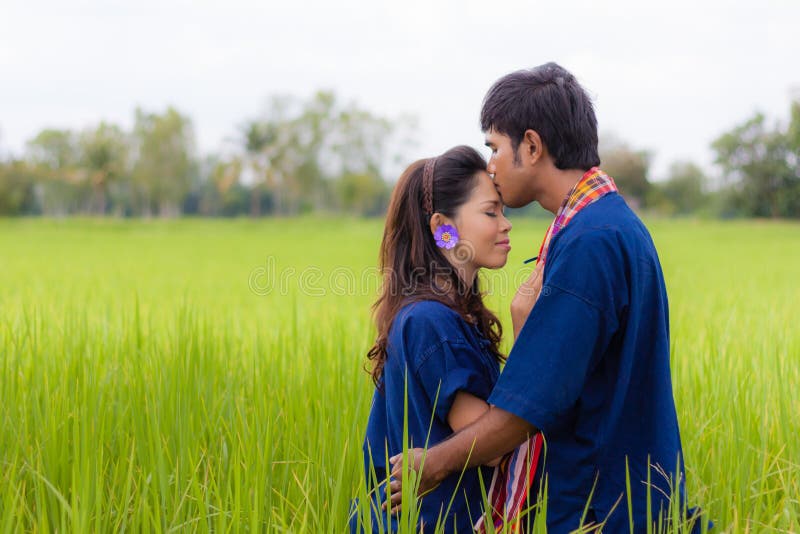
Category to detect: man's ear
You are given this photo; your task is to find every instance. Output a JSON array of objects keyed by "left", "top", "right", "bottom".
[{"left": 522, "top": 129, "right": 545, "bottom": 166}]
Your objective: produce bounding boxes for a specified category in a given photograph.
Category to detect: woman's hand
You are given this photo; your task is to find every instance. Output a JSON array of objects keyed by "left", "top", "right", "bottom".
[{"left": 510, "top": 261, "right": 545, "bottom": 340}]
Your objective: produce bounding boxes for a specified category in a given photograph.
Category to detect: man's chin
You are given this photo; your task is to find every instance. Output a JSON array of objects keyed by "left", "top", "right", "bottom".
[{"left": 502, "top": 198, "right": 530, "bottom": 209}]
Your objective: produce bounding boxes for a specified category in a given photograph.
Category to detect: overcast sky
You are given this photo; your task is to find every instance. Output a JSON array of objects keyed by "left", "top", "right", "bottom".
[{"left": 2, "top": 0, "right": 798, "bottom": 179}]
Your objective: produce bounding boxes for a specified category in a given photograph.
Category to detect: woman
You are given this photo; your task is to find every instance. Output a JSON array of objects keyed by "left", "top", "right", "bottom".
[{"left": 351, "top": 146, "right": 512, "bottom": 533}]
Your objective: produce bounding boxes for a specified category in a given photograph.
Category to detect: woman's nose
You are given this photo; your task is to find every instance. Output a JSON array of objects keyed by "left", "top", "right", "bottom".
[{"left": 501, "top": 214, "right": 512, "bottom": 232}]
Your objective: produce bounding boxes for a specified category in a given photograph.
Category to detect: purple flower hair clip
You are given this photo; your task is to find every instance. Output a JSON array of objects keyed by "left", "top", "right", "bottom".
[{"left": 434, "top": 224, "right": 459, "bottom": 250}]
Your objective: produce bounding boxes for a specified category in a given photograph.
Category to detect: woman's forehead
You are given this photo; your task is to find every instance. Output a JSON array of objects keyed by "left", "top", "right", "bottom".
[{"left": 469, "top": 172, "right": 501, "bottom": 202}]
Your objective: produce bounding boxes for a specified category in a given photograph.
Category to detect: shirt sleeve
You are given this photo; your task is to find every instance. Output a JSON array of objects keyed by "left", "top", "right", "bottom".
[
  {"left": 488, "top": 229, "right": 622, "bottom": 433},
  {"left": 414, "top": 339, "right": 494, "bottom": 424}
]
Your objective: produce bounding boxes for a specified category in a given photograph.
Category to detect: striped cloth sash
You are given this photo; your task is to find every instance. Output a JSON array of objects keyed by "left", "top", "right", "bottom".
[
  {"left": 474, "top": 167, "right": 617, "bottom": 533},
  {"left": 473, "top": 433, "right": 543, "bottom": 533}
]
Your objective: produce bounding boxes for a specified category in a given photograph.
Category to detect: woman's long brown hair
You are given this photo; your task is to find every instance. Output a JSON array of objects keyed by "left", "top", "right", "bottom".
[{"left": 366, "top": 145, "right": 504, "bottom": 386}]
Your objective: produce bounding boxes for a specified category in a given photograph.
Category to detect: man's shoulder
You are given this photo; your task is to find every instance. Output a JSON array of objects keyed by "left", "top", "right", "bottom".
[
  {"left": 555, "top": 193, "right": 652, "bottom": 251},
  {"left": 545, "top": 193, "right": 664, "bottom": 296},
  {"left": 571, "top": 192, "right": 639, "bottom": 228}
]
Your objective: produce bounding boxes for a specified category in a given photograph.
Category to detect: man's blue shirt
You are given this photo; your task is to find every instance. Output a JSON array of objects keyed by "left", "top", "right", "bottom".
[
  {"left": 489, "top": 193, "right": 690, "bottom": 533},
  {"left": 355, "top": 300, "right": 499, "bottom": 533}
]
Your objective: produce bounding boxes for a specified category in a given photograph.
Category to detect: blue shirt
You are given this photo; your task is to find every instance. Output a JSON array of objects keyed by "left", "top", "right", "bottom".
[
  {"left": 354, "top": 300, "right": 499, "bottom": 533},
  {"left": 489, "top": 193, "right": 691, "bottom": 533}
]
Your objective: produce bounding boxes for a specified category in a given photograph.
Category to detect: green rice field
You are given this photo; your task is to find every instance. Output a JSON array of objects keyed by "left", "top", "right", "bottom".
[{"left": 0, "top": 217, "right": 798, "bottom": 532}]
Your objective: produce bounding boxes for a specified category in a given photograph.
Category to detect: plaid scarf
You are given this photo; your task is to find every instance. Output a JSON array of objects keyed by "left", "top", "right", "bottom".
[
  {"left": 537, "top": 167, "right": 618, "bottom": 266},
  {"left": 474, "top": 167, "right": 617, "bottom": 533}
]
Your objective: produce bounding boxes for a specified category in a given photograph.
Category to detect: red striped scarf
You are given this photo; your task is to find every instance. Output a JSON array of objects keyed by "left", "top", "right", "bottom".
[{"left": 474, "top": 167, "right": 617, "bottom": 533}]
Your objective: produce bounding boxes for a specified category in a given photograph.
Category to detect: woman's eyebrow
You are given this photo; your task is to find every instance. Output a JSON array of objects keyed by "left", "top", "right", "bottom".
[{"left": 481, "top": 199, "right": 500, "bottom": 206}]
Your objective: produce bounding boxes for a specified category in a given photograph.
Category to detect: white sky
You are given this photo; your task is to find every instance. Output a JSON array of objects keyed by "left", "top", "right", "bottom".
[{"left": 1, "top": 0, "right": 799, "bottom": 180}]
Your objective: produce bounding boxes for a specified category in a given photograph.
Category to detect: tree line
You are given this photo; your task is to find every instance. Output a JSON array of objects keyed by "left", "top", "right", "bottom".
[
  {"left": 1, "top": 94, "right": 798, "bottom": 218},
  {"left": 599, "top": 99, "right": 800, "bottom": 219},
  {"left": 0, "top": 91, "right": 411, "bottom": 217}
]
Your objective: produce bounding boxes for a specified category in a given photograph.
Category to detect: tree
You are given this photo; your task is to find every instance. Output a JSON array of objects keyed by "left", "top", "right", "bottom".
[
  {"left": 712, "top": 111, "right": 799, "bottom": 218},
  {"left": 239, "top": 91, "right": 411, "bottom": 216},
  {"left": 239, "top": 95, "right": 305, "bottom": 216},
  {"left": 0, "top": 160, "right": 38, "bottom": 215},
  {"left": 25, "top": 129, "right": 83, "bottom": 215},
  {"left": 26, "top": 129, "right": 78, "bottom": 171},
  {"left": 191, "top": 155, "right": 244, "bottom": 216},
  {"left": 241, "top": 118, "right": 281, "bottom": 216},
  {"left": 336, "top": 172, "right": 389, "bottom": 216},
  {"left": 784, "top": 100, "right": 800, "bottom": 216},
  {"left": 79, "top": 122, "right": 129, "bottom": 215},
  {"left": 654, "top": 161, "right": 708, "bottom": 215},
  {"left": 132, "top": 107, "right": 196, "bottom": 217},
  {"left": 599, "top": 135, "right": 651, "bottom": 208},
  {"left": 331, "top": 101, "right": 393, "bottom": 177}
]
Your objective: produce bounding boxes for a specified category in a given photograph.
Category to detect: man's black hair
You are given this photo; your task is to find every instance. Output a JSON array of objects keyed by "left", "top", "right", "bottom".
[{"left": 481, "top": 62, "right": 601, "bottom": 170}]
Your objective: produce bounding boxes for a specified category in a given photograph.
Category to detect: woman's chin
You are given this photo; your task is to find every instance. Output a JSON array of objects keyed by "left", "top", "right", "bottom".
[{"left": 482, "top": 256, "right": 509, "bottom": 270}]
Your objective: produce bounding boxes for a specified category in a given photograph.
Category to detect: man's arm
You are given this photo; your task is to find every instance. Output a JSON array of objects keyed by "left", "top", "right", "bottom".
[
  {"left": 447, "top": 392, "right": 503, "bottom": 466},
  {"left": 386, "top": 405, "right": 536, "bottom": 508},
  {"left": 386, "top": 260, "right": 545, "bottom": 509}
]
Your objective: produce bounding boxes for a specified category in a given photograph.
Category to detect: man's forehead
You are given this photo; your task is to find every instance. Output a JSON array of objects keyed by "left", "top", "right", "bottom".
[{"left": 484, "top": 129, "right": 508, "bottom": 144}]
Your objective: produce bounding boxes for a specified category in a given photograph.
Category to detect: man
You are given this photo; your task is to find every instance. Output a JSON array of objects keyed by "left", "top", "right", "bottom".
[{"left": 387, "top": 63, "right": 703, "bottom": 533}]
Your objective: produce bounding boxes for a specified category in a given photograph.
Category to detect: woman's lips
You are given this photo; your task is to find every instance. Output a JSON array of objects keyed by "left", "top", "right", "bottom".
[{"left": 496, "top": 239, "right": 511, "bottom": 251}]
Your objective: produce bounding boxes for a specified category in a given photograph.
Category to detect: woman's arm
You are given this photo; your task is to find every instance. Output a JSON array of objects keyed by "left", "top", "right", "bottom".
[{"left": 447, "top": 391, "right": 502, "bottom": 467}]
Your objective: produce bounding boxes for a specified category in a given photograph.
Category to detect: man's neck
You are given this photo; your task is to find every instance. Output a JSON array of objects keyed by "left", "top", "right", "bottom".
[{"left": 537, "top": 168, "right": 589, "bottom": 214}]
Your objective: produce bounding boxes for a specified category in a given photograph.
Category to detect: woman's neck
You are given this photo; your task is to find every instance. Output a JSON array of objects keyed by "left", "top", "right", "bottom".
[{"left": 433, "top": 269, "right": 475, "bottom": 297}]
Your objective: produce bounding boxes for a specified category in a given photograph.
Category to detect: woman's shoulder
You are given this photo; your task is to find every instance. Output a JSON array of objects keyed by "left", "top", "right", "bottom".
[
  {"left": 386, "top": 300, "right": 499, "bottom": 381},
  {"left": 395, "top": 300, "right": 465, "bottom": 333},
  {"left": 388, "top": 300, "right": 470, "bottom": 356}
]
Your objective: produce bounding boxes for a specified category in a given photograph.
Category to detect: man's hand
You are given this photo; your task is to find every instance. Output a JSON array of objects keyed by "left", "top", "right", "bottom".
[
  {"left": 384, "top": 447, "right": 446, "bottom": 512},
  {"left": 511, "top": 260, "right": 545, "bottom": 339},
  {"left": 384, "top": 407, "right": 536, "bottom": 513}
]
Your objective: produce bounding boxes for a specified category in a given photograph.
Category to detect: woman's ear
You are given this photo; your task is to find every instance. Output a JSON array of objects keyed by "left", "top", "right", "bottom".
[
  {"left": 429, "top": 213, "right": 451, "bottom": 236},
  {"left": 429, "top": 213, "right": 442, "bottom": 235}
]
